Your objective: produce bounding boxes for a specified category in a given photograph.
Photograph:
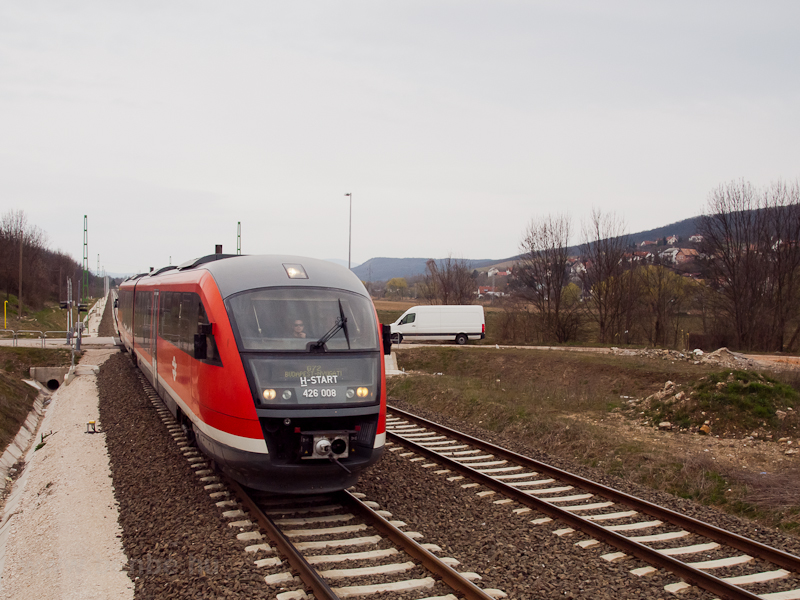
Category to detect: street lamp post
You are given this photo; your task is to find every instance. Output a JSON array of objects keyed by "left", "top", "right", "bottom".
[{"left": 345, "top": 193, "right": 352, "bottom": 269}]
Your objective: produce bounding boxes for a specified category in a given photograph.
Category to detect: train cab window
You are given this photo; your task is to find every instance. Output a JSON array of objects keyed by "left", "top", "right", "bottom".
[{"left": 228, "top": 288, "right": 378, "bottom": 352}]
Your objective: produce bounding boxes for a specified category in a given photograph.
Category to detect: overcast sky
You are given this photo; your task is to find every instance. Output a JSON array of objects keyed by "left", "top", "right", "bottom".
[{"left": 2, "top": 2, "right": 799, "bottom": 275}]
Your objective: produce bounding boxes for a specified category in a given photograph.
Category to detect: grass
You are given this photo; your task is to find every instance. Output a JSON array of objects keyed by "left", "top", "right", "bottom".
[
  {"left": 642, "top": 370, "right": 800, "bottom": 437},
  {"left": 388, "top": 346, "right": 800, "bottom": 533},
  {"left": 1, "top": 295, "right": 99, "bottom": 335}
]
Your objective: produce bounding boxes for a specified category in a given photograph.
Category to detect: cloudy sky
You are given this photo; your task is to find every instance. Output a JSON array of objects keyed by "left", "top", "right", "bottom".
[{"left": 2, "top": 2, "right": 798, "bottom": 275}]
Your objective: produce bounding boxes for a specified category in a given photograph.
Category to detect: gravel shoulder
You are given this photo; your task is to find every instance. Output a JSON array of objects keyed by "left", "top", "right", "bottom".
[{"left": 0, "top": 348, "right": 132, "bottom": 600}]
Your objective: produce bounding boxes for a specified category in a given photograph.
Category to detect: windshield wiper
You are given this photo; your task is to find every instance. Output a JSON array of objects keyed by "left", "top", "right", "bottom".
[{"left": 309, "top": 300, "right": 350, "bottom": 351}]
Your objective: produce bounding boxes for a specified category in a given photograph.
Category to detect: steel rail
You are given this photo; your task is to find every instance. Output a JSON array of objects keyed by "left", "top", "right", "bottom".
[
  {"left": 388, "top": 406, "right": 800, "bottom": 600},
  {"left": 225, "top": 477, "right": 341, "bottom": 600},
  {"left": 335, "top": 490, "right": 497, "bottom": 600}
]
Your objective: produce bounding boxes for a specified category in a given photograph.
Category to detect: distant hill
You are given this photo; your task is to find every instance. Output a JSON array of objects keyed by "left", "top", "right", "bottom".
[
  {"left": 626, "top": 215, "right": 701, "bottom": 246},
  {"left": 352, "top": 257, "right": 503, "bottom": 282},
  {"left": 353, "top": 215, "right": 703, "bottom": 281}
]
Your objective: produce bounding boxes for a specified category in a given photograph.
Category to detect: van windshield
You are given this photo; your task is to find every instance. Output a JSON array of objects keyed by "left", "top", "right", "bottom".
[{"left": 228, "top": 288, "right": 378, "bottom": 351}]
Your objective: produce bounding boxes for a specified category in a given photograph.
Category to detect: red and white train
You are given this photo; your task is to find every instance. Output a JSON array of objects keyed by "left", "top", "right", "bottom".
[{"left": 115, "top": 253, "right": 387, "bottom": 494}]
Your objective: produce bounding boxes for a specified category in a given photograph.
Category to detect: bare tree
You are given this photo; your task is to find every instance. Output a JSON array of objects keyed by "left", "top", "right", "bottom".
[
  {"left": 698, "top": 179, "right": 800, "bottom": 351},
  {"left": 762, "top": 181, "right": 800, "bottom": 351},
  {"left": 635, "top": 263, "right": 689, "bottom": 347},
  {"left": 516, "top": 214, "right": 581, "bottom": 342},
  {"left": 0, "top": 210, "right": 48, "bottom": 314},
  {"left": 579, "top": 209, "right": 630, "bottom": 343},
  {"left": 423, "top": 256, "right": 475, "bottom": 305}
]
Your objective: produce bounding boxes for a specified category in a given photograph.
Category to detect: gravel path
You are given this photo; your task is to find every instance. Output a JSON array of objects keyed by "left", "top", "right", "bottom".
[{"left": 0, "top": 349, "right": 132, "bottom": 600}]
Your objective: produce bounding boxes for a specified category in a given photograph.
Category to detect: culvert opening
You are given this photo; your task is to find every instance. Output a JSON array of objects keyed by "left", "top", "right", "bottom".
[{"left": 47, "top": 379, "right": 60, "bottom": 391}]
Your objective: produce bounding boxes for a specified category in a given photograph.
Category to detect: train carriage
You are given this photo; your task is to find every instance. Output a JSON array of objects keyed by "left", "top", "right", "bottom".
[{"left": 116, "top": 254, "right": 386, "bottom": 494}]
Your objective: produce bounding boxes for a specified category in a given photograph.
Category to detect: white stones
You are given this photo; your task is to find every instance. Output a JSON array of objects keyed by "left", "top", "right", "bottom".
[
  {"left": 228, "top": 520, "right": 253, "bottom": 528},
  {"left": 294, "top": 535, "right": 381, "bottom": 551},
  {"left": 276, "top": 590, "right": 308, "bottom": 600},
  {"left": 601, "top": 552, "right": 628, "bottom": 562},
  {"left": 264, "top": 572, "right": 296, "bottom": 585},
  {"left": 275, "top": 513, "right": 355, "bottom": 526},
  {"left": 553, "top": 528, "right": 575, "bottom": 537},
  {"left": 657, "top": 542, "right": 720, "bottom": 556},
  {"left": 318, "top": 561, "right": 415, "bottom": 579},
  {"left": 331, "top": 577, "right": 435, "bottom": 598},
  {"left": 222, "top": 509, "right": 246, "bottom": 519},
  {"left": 254, "top": 557, "right": 282, "bottom": 568},
  {"left": 604, "top": 520, "right": 662, "bottom": 532},
  {"left": 628, "top": 531, "right": 689, "bottom": 543},
  {"left": 305, "top": 548, "right": 399, "bottom": 564},
  {"left": 283, "top": 524, "right": 368, "bottom": 539}
]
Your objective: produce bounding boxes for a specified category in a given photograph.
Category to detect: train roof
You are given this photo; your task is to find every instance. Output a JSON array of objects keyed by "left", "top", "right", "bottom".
[{"left": 134, "top": 254, "right": 369, "bottom": 300}]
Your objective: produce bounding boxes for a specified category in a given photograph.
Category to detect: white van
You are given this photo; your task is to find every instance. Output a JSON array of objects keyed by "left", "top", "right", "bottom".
[{"left": 390, "top": 305, "right": 485, "bottom": 345}]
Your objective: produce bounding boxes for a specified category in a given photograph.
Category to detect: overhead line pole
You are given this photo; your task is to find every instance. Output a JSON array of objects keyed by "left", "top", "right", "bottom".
[{"left": 345, "top": 193, "right": 352, "bottom": 269}]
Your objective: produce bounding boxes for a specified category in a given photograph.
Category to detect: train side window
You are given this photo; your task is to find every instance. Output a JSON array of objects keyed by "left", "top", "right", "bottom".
[{"left": 196, "top": 300, "right": 222, "bottom": 365}]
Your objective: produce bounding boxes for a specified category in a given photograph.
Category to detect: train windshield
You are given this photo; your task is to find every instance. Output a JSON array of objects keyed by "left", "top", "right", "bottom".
[{"left": 228, "top": 287, "right": 379, "bottom": 352}]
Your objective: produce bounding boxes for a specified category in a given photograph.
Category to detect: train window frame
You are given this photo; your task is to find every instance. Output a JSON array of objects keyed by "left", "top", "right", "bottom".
[{"left": 226, "top": 286, "right": 380, "bottom": 354}]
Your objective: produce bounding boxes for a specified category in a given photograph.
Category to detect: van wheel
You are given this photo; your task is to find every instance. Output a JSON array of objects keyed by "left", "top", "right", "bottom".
[
  {"left": 455, "top": 333, "right": 468, "bottom": 345},
  {"left": 391, "top": 333, "right": 402, "bottom": 345}
]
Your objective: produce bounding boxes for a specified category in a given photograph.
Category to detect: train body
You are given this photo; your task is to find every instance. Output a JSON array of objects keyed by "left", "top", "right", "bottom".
[{"left": 116, "top": 254, "right": 386, "bottom": 494}]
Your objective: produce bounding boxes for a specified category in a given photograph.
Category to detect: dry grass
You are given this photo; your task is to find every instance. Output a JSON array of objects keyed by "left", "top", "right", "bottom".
[{"left": 389, "top": 346, "right": 800, "bottom": 533}]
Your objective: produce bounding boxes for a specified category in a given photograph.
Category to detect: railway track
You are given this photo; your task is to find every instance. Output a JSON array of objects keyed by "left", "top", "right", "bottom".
[
  {"left": 384, "top": 406, "right": 800, "bottom": 600},
  {"left": 138, "top": 374, "right": 506, "bottom": 599}
]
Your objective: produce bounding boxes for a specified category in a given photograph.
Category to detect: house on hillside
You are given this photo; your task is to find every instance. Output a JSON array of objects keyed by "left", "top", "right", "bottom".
[
  {"left": 667, "top": 235, "right": 679, "bottom": 245},
  {"left": 478, "top": 286, "right": 505, "bottom": 298},
  {"left": 676, "top": 248, "right": 699, "bottom": 264},
  {"left": 659, "top": 247, "right": 680, "bottom": 264},
  {"left": 640, "top": 240, "right": 657, "bottom": 248},
  {"left": 689, "top": 235, "right": 704, "bottom": 244}
]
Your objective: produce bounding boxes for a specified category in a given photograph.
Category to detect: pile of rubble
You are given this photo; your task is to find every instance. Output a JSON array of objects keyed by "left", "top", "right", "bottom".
[{"left": 611, "top": 346, "right": 759, "bottom": 369}]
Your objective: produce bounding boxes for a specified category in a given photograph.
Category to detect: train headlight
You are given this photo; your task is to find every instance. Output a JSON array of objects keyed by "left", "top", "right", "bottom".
[
  {"left": 262, "top": 389, "right": 277, "bottom": 401},
  {"left": 282, "top": 390, "right": 293, "bottom": 400},
  {"left": 356, "top": 387, "right": 369, "bottom": 398},
  {"left": 346, "top": 388, "right": 355, "bottom": 399}
]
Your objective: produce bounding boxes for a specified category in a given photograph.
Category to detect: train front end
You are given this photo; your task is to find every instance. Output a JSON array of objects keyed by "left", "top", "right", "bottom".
[{"left": 203, "top": 256, "right": 386, "bottom": 494}]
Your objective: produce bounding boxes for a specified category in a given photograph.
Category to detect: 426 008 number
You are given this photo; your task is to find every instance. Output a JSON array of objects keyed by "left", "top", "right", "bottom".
[{"left": 302, "top": 388, "right": 337, "bottom": 398}]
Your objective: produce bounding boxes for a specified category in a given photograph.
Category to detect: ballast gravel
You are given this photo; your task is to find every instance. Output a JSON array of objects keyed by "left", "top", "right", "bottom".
[
  {"left": 97, "top": 352, "right": 271, "bottom": 599},
  {"left": 357, "top": 398, "right": 800, "bottom": 600}
]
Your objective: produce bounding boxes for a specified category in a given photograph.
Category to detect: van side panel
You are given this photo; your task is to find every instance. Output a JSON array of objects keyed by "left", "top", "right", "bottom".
[{"left": 390, "top": 305, "right": 485, "bottom": 343}]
